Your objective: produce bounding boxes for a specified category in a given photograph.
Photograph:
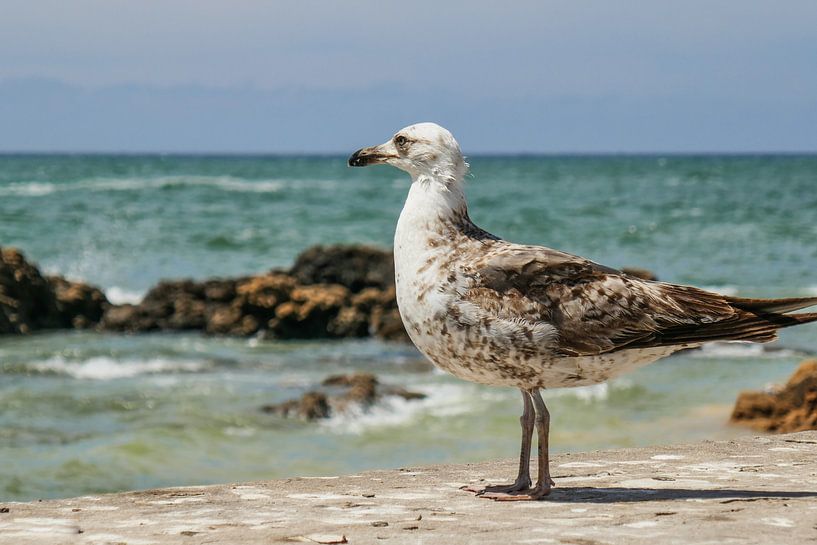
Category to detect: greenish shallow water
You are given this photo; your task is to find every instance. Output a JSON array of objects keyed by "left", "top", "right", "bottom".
[{"left": 1, "top": 154, "right": 816, "bottom": 501}]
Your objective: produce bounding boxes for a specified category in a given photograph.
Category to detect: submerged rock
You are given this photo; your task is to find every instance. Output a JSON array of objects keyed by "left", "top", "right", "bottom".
[
  {"left": 262, "top": 373, "right": 427, "bottom": 421},
  {"left": 731, "top": 359, "right": 817, "bottom": 433},
  {"left": 263, "top": 391, "right": 331, "bottom": 420}
]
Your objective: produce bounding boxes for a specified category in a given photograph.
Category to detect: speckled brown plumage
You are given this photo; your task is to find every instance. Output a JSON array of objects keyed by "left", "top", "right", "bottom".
[{"left": 349, "top": 122, "right": 817, "bottom": 500}]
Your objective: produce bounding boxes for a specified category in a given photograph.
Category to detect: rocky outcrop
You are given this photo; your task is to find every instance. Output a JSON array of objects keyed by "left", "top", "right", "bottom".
[
  {"left": 99, "top": 245, "right": 408, "bottom": 341},
  {"left": 0, "top": 244, "right": 407, "bottom": 341},
  {"left": 0, "top": 247, "right": 109, "bottom": 334},
  {"left": 261, "top": 373, "right": 427, "bottom": 421},
  {"left": 731, "top": 359, "right": 817, "bottom": 433}
]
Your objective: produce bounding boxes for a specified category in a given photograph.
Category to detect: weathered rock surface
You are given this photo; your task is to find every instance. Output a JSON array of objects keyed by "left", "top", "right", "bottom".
[
  {"left": 47, "top": 275, "right": 109, "bottom": 329},
  {"left": 98, "top": 245, "right": 410, "bottom": 341},
  {"left": 0, "top": 247, "right": 60, "bottom": 334},
  {"left": 289, "top": 244, "right": 394, "bottom": 291},
  {"left": 731, "top": 359, "right": 817, "bottom": 433},
  {"left": 262, "top": 373, "right": 426, "bottom": 420},
  {"left": 0, "top": 247, "right": 109, "bottom": 334},
  {"left": 3, "top": 432, "right": 816, "bottom": 545}
]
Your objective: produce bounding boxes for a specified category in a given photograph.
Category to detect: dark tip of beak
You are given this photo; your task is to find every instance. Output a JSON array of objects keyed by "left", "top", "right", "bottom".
[{"left": 348, "top": 148, "right": 367, "bottom": 167}]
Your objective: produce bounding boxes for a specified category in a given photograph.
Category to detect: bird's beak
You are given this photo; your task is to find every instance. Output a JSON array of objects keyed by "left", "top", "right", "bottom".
[{"left": 348, "top": 142, "right": 397, "bottom": 167}]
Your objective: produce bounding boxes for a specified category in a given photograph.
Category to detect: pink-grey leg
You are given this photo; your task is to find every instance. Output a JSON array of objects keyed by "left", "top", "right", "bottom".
[
  {"left": 462, "top": 389, "right": 534, "bottom": 495},
  {"left": 481, "top": 389, "right": 555, "bottom": 501}
]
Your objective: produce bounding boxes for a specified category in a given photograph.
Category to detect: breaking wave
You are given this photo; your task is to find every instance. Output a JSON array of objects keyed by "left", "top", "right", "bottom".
[
  {"left": 0, "top": 176, "right": 288, "bottom": 196},
  {"left": 30, "top": 356, "right": 208, "bottom": 380},
  {"left": 104, "top": 286, "right": 145, "bottom": 305},
  {"left": 321, "top": 383, "right": 485, "bottom": 435},
  {"left": 320, "top": 379, "right": 620, "bottom": 434}
]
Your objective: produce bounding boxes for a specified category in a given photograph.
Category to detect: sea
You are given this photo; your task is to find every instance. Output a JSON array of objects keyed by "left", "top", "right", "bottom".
[{"left": 1, "top": 154, "right": 816, "bottom": 501}]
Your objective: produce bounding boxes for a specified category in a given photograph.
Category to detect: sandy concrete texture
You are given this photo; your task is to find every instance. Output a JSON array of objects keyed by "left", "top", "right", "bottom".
[{"left": 2, "top": 431, "right": 817, "bottom": 545}]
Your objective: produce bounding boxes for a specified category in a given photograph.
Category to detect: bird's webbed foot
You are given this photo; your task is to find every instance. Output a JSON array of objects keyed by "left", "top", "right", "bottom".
[
  {"left": 481, "top": 481, "right": 553, "bottom": 501},
  {"left": 460, "top": 475, "right": 531, "bottom": 496}
]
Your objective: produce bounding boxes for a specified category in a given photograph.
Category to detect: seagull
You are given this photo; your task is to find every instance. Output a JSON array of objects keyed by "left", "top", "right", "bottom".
[{"left": 348, "top": 122, "right": 817, "bottom": 501}]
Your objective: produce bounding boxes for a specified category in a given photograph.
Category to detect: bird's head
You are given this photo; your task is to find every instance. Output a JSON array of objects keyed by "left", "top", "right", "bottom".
[{"left": 348, "top": 123, "right": 468, "bottom": 185}]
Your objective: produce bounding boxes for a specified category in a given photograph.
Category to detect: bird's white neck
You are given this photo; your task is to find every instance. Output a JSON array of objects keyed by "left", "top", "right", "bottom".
[
  {"left": 394, "top": 173, "right": 469, "bottom": 274},
  {"left": 399, "top": 173, "right": 468, "bottom": 227}
]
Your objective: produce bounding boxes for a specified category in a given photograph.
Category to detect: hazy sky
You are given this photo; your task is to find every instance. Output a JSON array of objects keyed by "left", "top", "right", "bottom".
[{"left": 1, "top": 1, "right": 816, "bottom": 152}]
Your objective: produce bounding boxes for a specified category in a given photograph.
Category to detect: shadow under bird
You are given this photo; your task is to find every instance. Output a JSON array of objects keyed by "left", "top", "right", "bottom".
[{"left": 348, "top": 122, "right": 817, "bottom": 501}]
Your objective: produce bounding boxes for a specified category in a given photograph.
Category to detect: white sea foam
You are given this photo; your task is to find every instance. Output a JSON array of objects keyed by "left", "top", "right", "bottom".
[
  {"left": 321, "top": 378, "right": 621, "bottom": 434},
  {"left": 691, "top": 342, "right": 797, "bottom": 359},
  {"left": 321, "top": 383, "right": 477, "bottom": 435},
  {"left": 105, "top": 286, "right": 145, "bottom": 305},
  {"left": 0, "top": 176, "right": 288, "bottom": 197},
  {"left": 32, "top": 356, "right": 207, "bottom": 380}
]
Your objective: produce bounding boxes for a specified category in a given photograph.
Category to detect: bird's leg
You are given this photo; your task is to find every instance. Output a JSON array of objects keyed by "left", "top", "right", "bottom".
[
  {"left": 530, "top": 388, "right": 555, "bottom": 492},
  {"left": 490, "top": 389, "right": 554, "bottom": 501},
  {"left": 463, "top": 390, "right": 534, "bottom": 496}
]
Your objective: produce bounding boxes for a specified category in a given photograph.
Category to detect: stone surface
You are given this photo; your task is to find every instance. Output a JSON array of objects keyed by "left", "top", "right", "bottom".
[
  {"left": 289, "top": 244, "right": 395, "bottom": 292},
  {"left": 48, "top": 275, "right": 109, "bottom": 329},
  {"left": 0, "top": 247, "right": 62, "bottom": 334},
  {"left": 3, "top": 432, "right": 817, "bottom": 544},
  {"left": 732, "top": 359, "right": 817, "bottom": 433}
]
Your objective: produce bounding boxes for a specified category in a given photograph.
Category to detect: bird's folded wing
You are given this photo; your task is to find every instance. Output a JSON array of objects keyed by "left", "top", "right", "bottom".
[{"left": 456, "top": 245, "right": 809, "bottom": 356}]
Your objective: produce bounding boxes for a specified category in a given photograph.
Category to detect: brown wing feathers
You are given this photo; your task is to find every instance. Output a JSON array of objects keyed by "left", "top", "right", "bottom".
[
  {"left": 469, "top": 246, "right": 817, "bottom": 356},
  {"left": 464, "top": 244, "right": 817, "bottom": 356},
  {"left": 606, "top": 283, "right": 817, "bottom": 351}
]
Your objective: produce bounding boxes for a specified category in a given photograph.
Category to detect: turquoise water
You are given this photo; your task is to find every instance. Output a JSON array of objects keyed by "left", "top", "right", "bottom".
[{"left": 1, "top": 154, "right": 817, "bottom": 501}]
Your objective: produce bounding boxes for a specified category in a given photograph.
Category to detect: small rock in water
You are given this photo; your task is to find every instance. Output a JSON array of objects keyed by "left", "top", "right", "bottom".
[
  {"left": 262, "top": 373, "right": 427, "bottom": 421},
  {"left": 261, "top": 391, "right": 331, "bottom": 420}
]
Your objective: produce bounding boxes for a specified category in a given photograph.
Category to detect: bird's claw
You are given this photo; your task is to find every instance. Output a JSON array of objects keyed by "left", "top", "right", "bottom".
[
  {"left": 461, "top": 477, "right": 532, "bottom": 496},
  {"left": 461, "top": 477, "right": 553, "bottom": 500},
  {"left": 480, "top": 483, "right": 552, "bottom": 501}
]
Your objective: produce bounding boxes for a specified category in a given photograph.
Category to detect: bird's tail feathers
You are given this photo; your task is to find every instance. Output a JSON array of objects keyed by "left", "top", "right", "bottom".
[{"left": 726, "top": 295, "right": 817, "bottom": 314}]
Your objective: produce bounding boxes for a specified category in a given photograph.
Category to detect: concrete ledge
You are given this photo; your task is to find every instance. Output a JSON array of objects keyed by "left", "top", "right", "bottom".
[{"left": 3, "top": 432, "right": 817, "bottom": 544}]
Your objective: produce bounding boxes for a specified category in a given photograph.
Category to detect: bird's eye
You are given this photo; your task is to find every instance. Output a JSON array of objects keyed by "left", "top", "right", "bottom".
[{"left": 394, "top": 135, "right": 408, "bottom": 147}]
